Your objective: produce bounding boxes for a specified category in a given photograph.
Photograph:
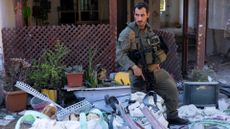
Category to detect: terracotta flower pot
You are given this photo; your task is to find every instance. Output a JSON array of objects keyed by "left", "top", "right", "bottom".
[
  {"left": 5, "top": 90, "right": 28, "bottom": 112},
  {"left": 66, "top": 72, "right": 84, "bottom": 87}
]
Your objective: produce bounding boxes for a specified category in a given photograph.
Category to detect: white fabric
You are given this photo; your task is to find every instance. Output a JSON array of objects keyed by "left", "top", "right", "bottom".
[
  {"left": 128, "top": 92, "right": 168, "bottom": 128},
  {"left": 178, "top": 104, "right": 228, "bottom": 122},
  {"left": 30, "top": 108, "right": 108, "bottom": 129}
]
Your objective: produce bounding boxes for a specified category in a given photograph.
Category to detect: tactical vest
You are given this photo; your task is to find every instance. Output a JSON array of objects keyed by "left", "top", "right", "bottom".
[{"left": 127, "top": 22, "right": 167, "bottom": 65}]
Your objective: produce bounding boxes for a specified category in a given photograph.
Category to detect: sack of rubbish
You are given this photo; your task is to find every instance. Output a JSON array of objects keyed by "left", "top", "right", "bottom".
[
  {"left": 127, "top": 91, "right": 168, "bottom": 128},
  {"left": 106, "top": 91, "right": 169, "bottom": 129},
  {"left": 29, "top": 108, "right": 109, "bottom": 129}
]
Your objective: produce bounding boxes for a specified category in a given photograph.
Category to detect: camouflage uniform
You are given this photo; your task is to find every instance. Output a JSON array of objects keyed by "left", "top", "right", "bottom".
[{"left": 116, "top": 22, "right": 179, "bottom": 119}]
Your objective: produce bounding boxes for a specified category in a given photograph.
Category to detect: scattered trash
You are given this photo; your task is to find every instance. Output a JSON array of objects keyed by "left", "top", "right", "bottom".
[
  {"left": 0, "top": 113, "right": 15, "bottom": 126},
  {"left": 41, "top": 104, "right": 57, "bottom": 119},
  {"left": 29, "top": 108, "right": 109, "bottom": 129},
  {"left": 15, "top": 110, "right": 49, "bottom": 129},
  {"left": 30, "top": 96, "right": 50, "bottom": 111}
]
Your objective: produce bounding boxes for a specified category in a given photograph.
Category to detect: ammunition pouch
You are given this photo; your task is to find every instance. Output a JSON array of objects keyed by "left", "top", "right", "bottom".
[
  {"left": 128, "top": 48, "right": 167, "bottom": 65},
  {"left": 146, "top": 49, "right": 167, "bottom": 64}
]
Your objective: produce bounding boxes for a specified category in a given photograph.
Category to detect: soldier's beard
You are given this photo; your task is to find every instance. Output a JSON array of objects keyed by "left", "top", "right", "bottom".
[{"left": 137, "top": 21, "right": 146, "bottom": 29}]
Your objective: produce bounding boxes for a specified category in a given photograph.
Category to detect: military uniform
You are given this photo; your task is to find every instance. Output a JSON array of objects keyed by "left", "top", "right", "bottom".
[{"left": 116, "top": 22, "right": 179, "bottom": 119}]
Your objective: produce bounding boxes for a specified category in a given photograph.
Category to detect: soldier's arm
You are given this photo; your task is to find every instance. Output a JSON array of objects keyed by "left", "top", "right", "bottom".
[{"left": 116, "top": 28, "right": 136, "bottom": 71}]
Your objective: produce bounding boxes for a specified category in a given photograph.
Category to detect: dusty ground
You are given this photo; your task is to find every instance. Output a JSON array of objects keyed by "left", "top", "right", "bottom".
[{"left": 205, "top": 55, "right": 230, "bottom": 85}]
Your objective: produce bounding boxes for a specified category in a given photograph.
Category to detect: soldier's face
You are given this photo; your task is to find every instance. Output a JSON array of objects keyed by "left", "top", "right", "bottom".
[{"left": 134, "top": 7, "right": 149, "bottom": 29}]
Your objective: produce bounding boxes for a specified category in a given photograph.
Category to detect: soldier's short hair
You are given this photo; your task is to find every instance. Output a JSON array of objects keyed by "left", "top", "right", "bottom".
[{"left": 133, "top": 2, "right": 149, "bottom": 13}]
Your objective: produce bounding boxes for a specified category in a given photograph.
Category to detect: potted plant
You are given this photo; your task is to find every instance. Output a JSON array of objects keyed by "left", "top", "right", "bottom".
[
  {"left": 85, "top": 48, "right": 98, "bottom": 88},
  {"left": 4, "top": 58, "right": 31, "bottom": 112},
  {"left": 65, "top": 65, "right": 84, "bottom": 87},
  {"left": 28, "top": 42, "right": 69, "bottom": 102}
]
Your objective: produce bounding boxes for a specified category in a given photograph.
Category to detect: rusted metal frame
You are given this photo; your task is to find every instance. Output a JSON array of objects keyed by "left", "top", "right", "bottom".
[
  {"left": 196, "top": 0, "right": 207, "bottom": 69},
  {"left": 109, "top": 0, "right": 117, "bottom": 70},
  {"left": 182, "top": 0, "right": 189, "bottom": 75}
]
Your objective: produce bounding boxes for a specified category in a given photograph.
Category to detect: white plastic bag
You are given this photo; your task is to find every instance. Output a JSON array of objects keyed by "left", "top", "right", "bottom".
[{"left": 29, "top": 108, "right": 108, "bottom": 129}]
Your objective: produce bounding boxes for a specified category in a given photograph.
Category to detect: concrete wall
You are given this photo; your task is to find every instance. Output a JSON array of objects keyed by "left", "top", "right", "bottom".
[
  {"left": 176, "top": 0, "right": 229, "bottom": 55},
  {"left": 178, "top": 0, "right": 197, "bottom": 29},
  {"left": 160, "top": 0, "right": 197, "bottom": 28},
  {"left": 206, "top": 29, "right": 230, "bottom": 56},
  {"left": 0, "top": 0, "right": 15, "bottom": 71},
  {"left": 0, "top": 0, "right": 15, "bottom": 104},
  {"left": 47, "top": 0, "right": 60, "bottom": 25},
  {"left": 206, "top": 0, "right": 230, "bottom": 55},
  {"left": 160, "top": 0, "right": 180, "bottom": 27}
]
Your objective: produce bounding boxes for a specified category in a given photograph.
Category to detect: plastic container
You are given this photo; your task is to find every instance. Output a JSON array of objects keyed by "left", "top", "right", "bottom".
[
  {"left": 183, "top": 81, "right": 219, "bottom": 108},
  {"left": 73, "top": 86, "right": 131, "bottom": 103},
  {"left": 30, "top": 97, "right": 50, "bottom": 111}
]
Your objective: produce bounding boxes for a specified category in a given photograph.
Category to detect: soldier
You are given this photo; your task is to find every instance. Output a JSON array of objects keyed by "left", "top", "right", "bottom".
[{"left": 116, "top": 2, "right": 189, "bottom": 125}]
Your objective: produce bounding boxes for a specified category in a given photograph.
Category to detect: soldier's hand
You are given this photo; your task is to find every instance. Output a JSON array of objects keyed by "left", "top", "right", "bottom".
[
  {"left": 153, "top": 64, "right": 160, "bottom": 71},
  {"left": 131, "top": 65, "right": 145, "bottom": 80}
]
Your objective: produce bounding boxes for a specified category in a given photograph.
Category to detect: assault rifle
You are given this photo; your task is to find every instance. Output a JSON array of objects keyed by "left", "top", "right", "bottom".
[{"left": 127, "top": 48, "right": 156, "bottom": 91}]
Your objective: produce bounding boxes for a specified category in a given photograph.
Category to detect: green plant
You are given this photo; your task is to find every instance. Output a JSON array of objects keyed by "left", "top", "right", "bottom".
[
  {"left": 22, "top": 0, "right": 31, "bottom": 26},
  {"left": 40, "top": 42, "right": 69, "bottom": 66},
  {"left": 85, "top": 48, "right": 98, "bottom": 88},
  {"left": 4, "top": 58, "right": 31, "bottom": 91},
  {"left": 29, "top": 63, "right": 63, "bottom": 90},
  {"left": 190, "top": 67, "right": 215, "bottom": 82},
  {"left": 28, "top": 41, "right": 69, "bottom": 90},
  {"left": 65, "top": 65, "right": 84, "bottom": 73}
]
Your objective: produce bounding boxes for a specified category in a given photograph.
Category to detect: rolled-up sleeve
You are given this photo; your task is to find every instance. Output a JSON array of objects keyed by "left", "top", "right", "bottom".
[{"left": 116, "top": 28, "right": 135, "bottom": 70}]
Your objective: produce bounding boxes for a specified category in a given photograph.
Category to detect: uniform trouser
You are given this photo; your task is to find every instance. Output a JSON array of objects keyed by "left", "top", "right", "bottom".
[{"left": 130, "top": 69, "right": 179, "bottom": 119}]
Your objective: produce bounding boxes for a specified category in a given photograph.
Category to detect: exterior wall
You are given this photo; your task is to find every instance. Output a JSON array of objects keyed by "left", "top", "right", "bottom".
[
  {"left": 160, "top": 0, "right": 180, "bottom": 27},
  {"left": 47, "top": 0, "right": 60, "bottom": 25},
  {"left": 206, "top": 29, "right": 230, "bottom": 56},
  {"left": 0, "top": 0, "right": 15, "bottom": 28},
  {"left": 179, "top": 0, "right": 197, "bottom": 29},
  {"left": 0, "top": 0, "right": 15, "bottom": 71},
  {"left": 99, "top": 0, "right": 109, "bottom": 22}
]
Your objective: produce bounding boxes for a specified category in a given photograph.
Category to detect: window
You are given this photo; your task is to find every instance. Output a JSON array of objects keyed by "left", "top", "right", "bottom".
[{"left": 59, "top": 0, "right": 99, "bottom": 24}]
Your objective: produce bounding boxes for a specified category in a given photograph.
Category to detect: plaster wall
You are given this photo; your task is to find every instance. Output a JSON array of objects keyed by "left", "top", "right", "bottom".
[
  {"left": 0, "top": 0, "right": 15, "bottom": 71},
  {"left": 206, "top": 29, "right": 230, "bottom": 56},
  {"left": 178, "top": 0, "right": 197, "bottom": 29},
  {"left": 177, "top": 0, "right": 229, "bottom": 56},
  {"left": 161, "top": 0, "right": 197, "bottom": 29},
  {"left": 160, "top": 0, "right": 180, "bottom": 27},
  {"left": 47, "top": 0, "right": 60, "bottom": 25}
]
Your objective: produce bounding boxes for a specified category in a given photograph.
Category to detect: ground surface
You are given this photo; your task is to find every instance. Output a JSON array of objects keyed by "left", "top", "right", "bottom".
[{"left": 206, "top": 55, "right": 230, "bottom": 85}]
